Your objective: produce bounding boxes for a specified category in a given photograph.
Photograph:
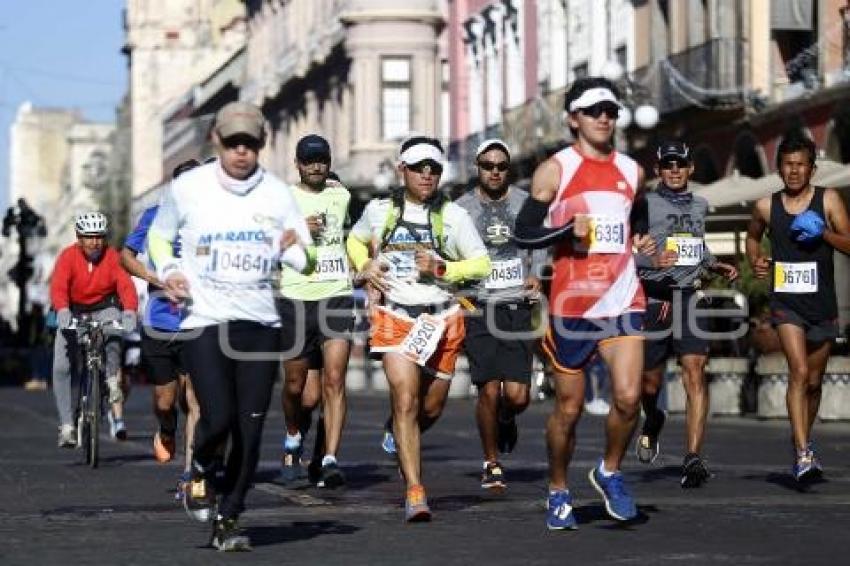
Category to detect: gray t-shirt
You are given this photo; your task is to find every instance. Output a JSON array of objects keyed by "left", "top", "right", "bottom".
[
  {"left": 455, "top": 185, "right": 546, "bottom": 302},
  {"left": 636, "top": 188, "right": 715, "bottom": 300}
]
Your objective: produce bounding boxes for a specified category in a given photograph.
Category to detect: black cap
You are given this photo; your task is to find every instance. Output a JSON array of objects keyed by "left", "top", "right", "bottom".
[
  {"left": 296, "top": 134, "right": 331, "bottom": 162},
  {"left": 656, "top": 140, "right": 691, "bottom": 162}
]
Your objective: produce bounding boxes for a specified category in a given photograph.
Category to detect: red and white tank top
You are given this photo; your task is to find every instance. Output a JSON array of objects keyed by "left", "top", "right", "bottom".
[{"left": 545, "top": 146, "right": 645, "bottom": 318}]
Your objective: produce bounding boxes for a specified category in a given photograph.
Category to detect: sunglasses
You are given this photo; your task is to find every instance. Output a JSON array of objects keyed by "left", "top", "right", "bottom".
[
  {"left": 659, "top": 158, "right": 690, "bottom": 170},
  {"left": 221, "top": 134, "right": 262, "bottom": 151},
  {"left": 299, "top": 156, "right": 331, "bottom": 166},
  {"left": 579, "top": 103, "right": 620, "bottom": 120},
  {"left": 407, "top": 160, "right": 443, "bottom": 175},
  {"left": 478, "top": 161, "right": 510, "bottom": 172}
]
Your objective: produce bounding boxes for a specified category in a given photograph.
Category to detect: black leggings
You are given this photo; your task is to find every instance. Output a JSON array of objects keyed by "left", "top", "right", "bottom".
[{"left": 181, "top": 321, "right": 280, "bottom": 519}]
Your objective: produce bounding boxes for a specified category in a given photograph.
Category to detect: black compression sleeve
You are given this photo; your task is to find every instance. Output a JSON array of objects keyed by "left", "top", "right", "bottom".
[
  {"left": 513, "top": 197, "right": 574, "bottom": 249},
  {"left": 630, "top": 192, "right": 649, "bottom": 235}
]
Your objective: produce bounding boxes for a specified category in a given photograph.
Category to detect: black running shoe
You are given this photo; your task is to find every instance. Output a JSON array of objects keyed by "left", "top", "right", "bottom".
[
  {"left": 210, "top": 516, "right": 251, "bottom": 552},
  {"left": 317, "top": 461, "right": 346, "bottom": 488},
  {"left": 481, "top": 461, "right": 507, "bottom": 491},
  {"left": 681, "top": 453, "right": 710, "bottom": 488},
  {"left": 497, "top": 417, "right": 518, "bottom": 454},
  {"left": 636, "top": 409, "right": 666, "bottom": 464}
]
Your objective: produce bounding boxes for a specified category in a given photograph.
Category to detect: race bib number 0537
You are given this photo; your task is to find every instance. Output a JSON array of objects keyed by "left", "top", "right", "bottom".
[
  {"left": 774, "top": 261, "right": 817, "bottom": 293},
  {"left": 314, "top": 248, "right": 349, "bottom": 281}
]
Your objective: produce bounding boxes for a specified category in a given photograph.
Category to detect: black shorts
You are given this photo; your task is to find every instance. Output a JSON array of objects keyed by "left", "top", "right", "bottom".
[
  {"left": 278, "top": 295, "right": 355, "bottom": 361},
  {"left": 140, "top": 330, "right": 184, "bottom": 386},
  {"left": 464, "top": 302, "right": 534, "bottom": 385},
  {"left": 771, "top": 307, "right": 838, "bottom": 343},
  {"left": 644, "top": 295, "right": 711, "bottom": 371}
]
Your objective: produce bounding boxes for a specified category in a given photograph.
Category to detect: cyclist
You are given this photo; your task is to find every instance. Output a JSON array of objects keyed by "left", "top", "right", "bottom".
[
  {"left": 746, "top": 132, "right": 850, "bottom": 482},
  {"left": 50, "top": 212, "right": 138, "bottom": 447},
  {"left": 455, "top": 138, "right": 545, "bottom": 490},
  {"left": 346, "top": 136, "right": 490, "bottom": 522},
  {"left": 121, "top": 159, "right": 201, "bottom": 488},
  {"left": 277, "top": 135, "right": 354, "bottom": 488},
  {"left": 635, "top": 140, "right": 738, "bottom": 488},
  {"left": 514, "top": 77, "right": 656, "bottom": 529},
  {"left": 149, "top": 101, "right": 312, "bottom": 551}
]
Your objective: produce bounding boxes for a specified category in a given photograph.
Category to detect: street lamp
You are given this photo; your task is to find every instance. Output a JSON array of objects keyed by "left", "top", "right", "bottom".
[
  {"left": 2, "top": 198, "right": 47, "bottom": 346},
  {"left": 600, "top": 60, "right": 659, "bottom": 131}
]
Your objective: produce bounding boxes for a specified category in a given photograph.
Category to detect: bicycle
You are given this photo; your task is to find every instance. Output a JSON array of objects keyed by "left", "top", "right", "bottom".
[{"left": 67, "top": 315, "right": 121, "bottom": 468}]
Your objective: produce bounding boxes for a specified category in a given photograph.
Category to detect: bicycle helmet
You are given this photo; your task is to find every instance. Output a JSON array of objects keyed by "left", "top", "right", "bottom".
[{"left": 74, "top": 212, "right": 108, "bottom": 236}]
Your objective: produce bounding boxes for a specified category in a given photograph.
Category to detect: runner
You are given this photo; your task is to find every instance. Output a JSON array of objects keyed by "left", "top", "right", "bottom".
[
  {"left": 277, "top": 134, "right": 354, "bottom": 489},
  {"left": 745, "top": 132, "right": 850, "bottom": 482},
  {"left": 149, "top": 101, "right": 312, "bottom": 551},
  {"left": 120, "top": 159, "right": 201, "bottom": 489},
  {"left": 50, "top": 212, "right": 138, "bottom": 447},
  {"left": 514, "top": 77, "right": 656, "bottom": 529},
  {"left": 455, "top": 138, "right": 545, "bottom": 490},
  {"left": 634, "top": 140, "right": 738, "bottom": 488},
  {"left": 346, "top": 136, "right": 490, "bottom": 521}
]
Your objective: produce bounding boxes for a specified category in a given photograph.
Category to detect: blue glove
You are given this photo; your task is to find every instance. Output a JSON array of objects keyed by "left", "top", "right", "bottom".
[{"left": 790, "top": 210, "right": 825, "bottom": 242}]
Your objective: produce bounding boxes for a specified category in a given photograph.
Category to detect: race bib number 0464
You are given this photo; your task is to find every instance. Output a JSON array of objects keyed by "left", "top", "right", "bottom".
[
  {"left": 207, "top": 242, "right": 273, "bottom": 284},
  {"left": 774, "top": 261, "right": 818, "bottom": 293}
]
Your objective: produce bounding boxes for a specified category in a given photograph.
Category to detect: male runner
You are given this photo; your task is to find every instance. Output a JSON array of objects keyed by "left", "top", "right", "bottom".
[
  {"left": 455, "top": 138, "right": 544, "bottom": 490},
  {"left": 514, "top": 77, "right": 655, "bottom": 529},
  {"left": 277, "top": 134, "right": 354, "bottom": 489},
  {"left": 635, "top": 140, "right": 738, "bottom": 488},
  {"left": 346, "top": 136, "right": 490, "bottom": 521},
  {"left": 746, "top": 132, "right": 850, "bottom": 482}
]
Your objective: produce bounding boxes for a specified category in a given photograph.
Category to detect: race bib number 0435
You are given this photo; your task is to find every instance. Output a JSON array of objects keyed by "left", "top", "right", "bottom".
[
  {"left": 400, "top": 314, "right": 446, "bottom": 367},
  {"left": 485, "top": 258, "right": 524, "bottom": 290},
  {"left": 774, "top": 261, "right": 818, "bottom": 293}
]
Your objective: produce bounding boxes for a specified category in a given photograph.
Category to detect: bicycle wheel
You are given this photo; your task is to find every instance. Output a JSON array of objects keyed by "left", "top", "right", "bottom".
[{"left": 88, "top": 368, "right": 101, "bottom": 468}]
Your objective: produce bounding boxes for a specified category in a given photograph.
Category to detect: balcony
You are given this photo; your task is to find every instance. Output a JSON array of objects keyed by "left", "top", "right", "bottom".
[{"left": 635, "top": 37, "right": 745, "bottom": 116}]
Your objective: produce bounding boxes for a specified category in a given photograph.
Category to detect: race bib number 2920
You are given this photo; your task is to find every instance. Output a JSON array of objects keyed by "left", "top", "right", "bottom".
[{"left": 400, "top": 314, "right": 446, "bottom": 367}]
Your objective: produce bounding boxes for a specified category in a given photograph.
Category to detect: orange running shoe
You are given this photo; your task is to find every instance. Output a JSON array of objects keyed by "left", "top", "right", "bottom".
[
  {"left": 404, "top": 484, "right": 431, "bottom": 522},
  {"left": 153, "top": 431, "right": 176, "bottom": 463}
]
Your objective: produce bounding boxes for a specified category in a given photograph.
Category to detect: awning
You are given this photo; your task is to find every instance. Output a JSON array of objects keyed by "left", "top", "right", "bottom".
[{"left": 692, "top": 158, "right": 850, "bottom": 208}]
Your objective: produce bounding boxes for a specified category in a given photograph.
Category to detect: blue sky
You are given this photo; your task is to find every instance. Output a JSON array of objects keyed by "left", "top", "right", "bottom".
[{"left": 0, "top": 1, "right": 126, "bottom": 211}]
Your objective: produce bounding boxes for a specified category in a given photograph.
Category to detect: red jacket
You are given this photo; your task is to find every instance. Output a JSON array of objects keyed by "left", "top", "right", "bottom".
[{"left": 49, "top": 244, "right": 138, "bottom": 312}]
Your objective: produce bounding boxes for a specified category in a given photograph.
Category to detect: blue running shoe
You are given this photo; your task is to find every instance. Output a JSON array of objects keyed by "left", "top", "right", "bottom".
[
  {"left": 546, "top": 490, "right": 578, "bottom": 530},
  {"left": 381, "top": 430, "right": 397, "bottom": 455},
  {"left": 793, "top": 451, "right": 817, "bottom": 482},
  {"left": 588, "top": 461, "right": 638, "bottom": 521},
  {"left": 278, "top": 443, "right": 304, "bottom": 485}
]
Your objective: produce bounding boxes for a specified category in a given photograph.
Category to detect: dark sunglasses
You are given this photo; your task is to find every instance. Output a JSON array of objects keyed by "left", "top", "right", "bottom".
[
  {"left": 659, "top": 158, "right": 690, "bottom": 170},
  {"left": 579, "top": 103, "right": 620, "bottom": 120},
  {"left": 299, "top": 156, "right": 331, "bottom": 166},
  {"left": 221, "top": 134, "right": 262, "bottom": 151},
  {"left": 407, "top": 160, "right": 443, "bottom": 175},
  {"left": 478, "top": 161, "right": 510, "bottom": 172}
]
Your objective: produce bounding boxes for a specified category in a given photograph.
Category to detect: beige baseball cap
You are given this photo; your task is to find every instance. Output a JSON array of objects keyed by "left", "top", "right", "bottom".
[{"left": 214, "top": 101, "right": 265, "bottom": 140}]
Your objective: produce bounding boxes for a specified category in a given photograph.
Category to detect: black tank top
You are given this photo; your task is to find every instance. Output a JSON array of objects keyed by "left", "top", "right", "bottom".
[{"left": 768, "top": 187, "right": 837, "bottom": 322}]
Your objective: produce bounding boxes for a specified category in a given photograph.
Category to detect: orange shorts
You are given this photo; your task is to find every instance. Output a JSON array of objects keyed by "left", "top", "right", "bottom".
[{"left": 369, "top": 304, "right": 465, "bottom": 379}]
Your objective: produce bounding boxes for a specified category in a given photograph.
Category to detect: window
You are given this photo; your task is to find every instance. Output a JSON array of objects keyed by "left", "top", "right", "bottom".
[{"left": 381, "top": 57, "right": 412, "bottom": 141}]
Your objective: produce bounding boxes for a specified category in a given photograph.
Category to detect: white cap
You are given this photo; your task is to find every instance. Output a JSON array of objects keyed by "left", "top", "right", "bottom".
[
  {"left": 399, "top": 141, "right": 444, "bottom": 165},
  {"left": 568, "top": 87, "right": 622, "bottom": 112},
  {"left": 475, "top": 138, "right": 511, "bottom": 160}
]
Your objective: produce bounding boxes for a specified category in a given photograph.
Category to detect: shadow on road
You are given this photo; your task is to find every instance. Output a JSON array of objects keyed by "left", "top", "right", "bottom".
[
  {"left": 245, "top": 520, "right": 360, "bottom": 547},
  {"left": 635, "top": 465, "right": 681, "bottom": 484},
  {"left": 742, "top": 471, "right": 828, "bottom": 493},
  {"left": 574, "top": 503, "right": 655, "bottom": 529}
]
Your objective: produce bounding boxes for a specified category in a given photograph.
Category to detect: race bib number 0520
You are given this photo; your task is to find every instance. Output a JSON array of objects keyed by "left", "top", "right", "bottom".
[
  {"left": 774, "top": 261, "right": 818, "bottom": 293},
  {"left": 400, "top": 314, "right": 446, "bottom": 367}
]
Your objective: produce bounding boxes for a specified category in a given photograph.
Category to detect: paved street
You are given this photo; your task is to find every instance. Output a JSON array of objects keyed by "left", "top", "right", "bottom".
[{"left": 0, "top": 383, "right": 848, "bottom": 565}]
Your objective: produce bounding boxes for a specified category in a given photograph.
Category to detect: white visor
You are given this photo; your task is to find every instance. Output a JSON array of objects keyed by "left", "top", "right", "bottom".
[
  {"left": 400, "top": 142, "right": 443, "bottom": 165},
  {"left": 568, "top": 87, "right": 622, "bottom": 112}
]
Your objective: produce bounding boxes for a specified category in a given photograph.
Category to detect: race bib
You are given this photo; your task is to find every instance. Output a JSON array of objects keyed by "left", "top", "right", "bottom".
[
  {"left": 666, "top": 235, "right": 704, "bottom": 266},
  {"left": 207, "top": 241, "right": 273, "bottom": 284},
  {"left": 485, "top": 258, "right": 524, "bottom": 290},
  {"left": 576, "top": 215, "right": 626, "bottom": 254},
  {"left": 313, "top": 247, "right": 349, "bottom": 281},
  {"left": 400, "top": 314, "right": 446, "bottom": 367},
  {"left": 774, "top": 261, "right": 818, "bottom": 293},
  {"left": 381, "top": 251, "right": 417, "bottom": 280}
]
